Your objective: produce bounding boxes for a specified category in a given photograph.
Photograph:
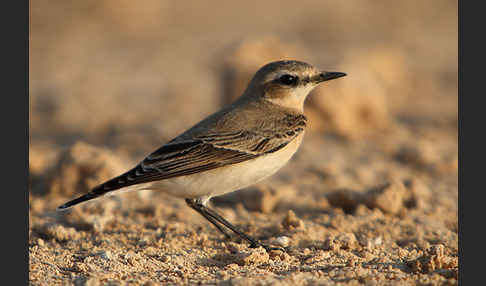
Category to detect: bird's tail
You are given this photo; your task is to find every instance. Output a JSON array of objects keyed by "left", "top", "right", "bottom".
[
  {"left": 56, "top": 185, "right": 106, "bottom": 211},
  {"left": 56, "top": 165, "right": 153, "bottom": 211}
]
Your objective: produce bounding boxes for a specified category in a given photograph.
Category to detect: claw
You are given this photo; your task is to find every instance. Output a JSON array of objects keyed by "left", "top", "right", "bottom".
[
  {"left": 262, "top": 245, "right": 286, "bottom": 252},
  {"left": 250, "top": 242, "right": 286, "bottom": 252}
]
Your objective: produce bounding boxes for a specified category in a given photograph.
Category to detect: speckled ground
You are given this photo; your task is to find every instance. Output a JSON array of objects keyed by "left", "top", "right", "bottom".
[{"left": 29, "top": 1, "right": 457, "bottom": 285}]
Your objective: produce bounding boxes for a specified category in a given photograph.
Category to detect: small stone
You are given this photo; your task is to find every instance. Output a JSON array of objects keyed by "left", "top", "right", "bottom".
[
  {"left": 323, "top": 238, "right": 341, "bottom": 252},
  {"left": 336, "top": 233, "right": 358, "bottom": 250},
  {"left": 38, "top": 223, "right": 81, "bottom": 242},
  {"left": 37, "top": 238, "right": 45, "bottom": 247},
  {"left": 225, "top": 263, "right": 239, "bottom": 270},
  {"left": 403, "top": 178, "right": 431, "bottom": 209},
  {"left": 234, "top": 247, "right": 269, "bottom": 266},
  {"left": 46, "top": 141, "right": 130, "bottom": 197},
  {"left": 160, "top": 255, "right": 171, "bottom": 263},
  {"left": 429, "top": 244, "right": 445, "bottom": 257},
  {"left": 94, "top": 250, "right": 112, "bottom": 260},
  {"left": 226, "top": 242, "right": 242, "bottom": 253},
  {"left": 282, "top": 210, "right": 304, "bottom": 231},
  {"left": 219, "top": 183, "right": 297, "bottom": 214},
  {"left": 362, "top": 181, "right": 406, "bottom": 214},
  {"left": 326, "top": 189, "right": 362, "bottom": 213},
  {"left": 269, "top": 249, "right": 290, "bottom": 261},
  {"left": 373, "top": 236, "right": 383, "bottom": 247},
  {"left": 144, "top": 247, "right": 158, "bottom": 256},
  {"left": 271, "top": 236, "right": 290, "bottom": 247},
  {"left": 406, "top": 244, "right": 457, "bottom": 274}
]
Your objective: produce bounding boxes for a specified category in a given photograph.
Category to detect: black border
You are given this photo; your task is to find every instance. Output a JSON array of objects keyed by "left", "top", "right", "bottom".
[
  {"left": 5, "top": 0, "right": 29, "bottom": 284},
  {"left": 459, "top": 0, "right": 480, "bottom": 285}
]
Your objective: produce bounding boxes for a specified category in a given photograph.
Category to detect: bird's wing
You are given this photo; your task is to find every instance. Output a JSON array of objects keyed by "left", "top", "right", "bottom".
[
  {"left": 57, "top": 113, "right": 306, "bottom": 210},
  {"left": 102, "top": 130, "right": 301, "bottom": 190}
]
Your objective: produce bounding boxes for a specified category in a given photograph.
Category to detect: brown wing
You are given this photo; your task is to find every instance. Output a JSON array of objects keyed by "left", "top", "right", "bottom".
[
  {"left": 57, "top": 139, "right": 264, "bottom": 210},
  {"left": 57, "top": 113, "right": 306, "bottom": 210}
]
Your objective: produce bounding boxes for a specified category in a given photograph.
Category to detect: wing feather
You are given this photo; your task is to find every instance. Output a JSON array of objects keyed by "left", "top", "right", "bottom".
[{"left": 89, "top": 113, "right": 307, "bottom": 195}]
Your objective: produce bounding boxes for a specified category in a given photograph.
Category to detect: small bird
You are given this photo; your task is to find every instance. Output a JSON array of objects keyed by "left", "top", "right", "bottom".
[{"left": 57, "top": 60, "right": 346, "bottom": 251}]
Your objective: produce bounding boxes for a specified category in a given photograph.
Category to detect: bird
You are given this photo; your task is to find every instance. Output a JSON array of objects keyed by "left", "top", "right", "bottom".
[{"left": 57, "top": 60, "right": 346, "bottom": 251}]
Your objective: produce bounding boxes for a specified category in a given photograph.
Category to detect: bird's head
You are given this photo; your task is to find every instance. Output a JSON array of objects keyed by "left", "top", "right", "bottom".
[{"left": 243, "top": 60, "right": 346, "bottom": 111}]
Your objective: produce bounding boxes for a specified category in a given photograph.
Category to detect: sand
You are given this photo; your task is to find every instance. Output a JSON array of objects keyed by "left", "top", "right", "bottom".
[{"left": 30, "top": 1, "right": 457, "bottom": 285}]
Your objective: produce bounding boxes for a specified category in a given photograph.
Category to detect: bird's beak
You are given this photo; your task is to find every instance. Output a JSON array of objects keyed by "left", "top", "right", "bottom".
[{"left": 314, "top": 71, "right": 347, "bottom": 83}]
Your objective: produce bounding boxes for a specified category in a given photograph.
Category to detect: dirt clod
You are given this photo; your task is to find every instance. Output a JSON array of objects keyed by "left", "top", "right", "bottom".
[
  {"left": 362, "top": 181, "right": 406, "bottom": 215},
  {"left": 36, "top": 223, "right": 81, "bottom": 242},
  {"left": 282, "top": 210, "right": 305, "bottom": 231},
  {"left": 407, "top": 244, "right": 458, "bottom": 275},
  {"left": 234, "top": 247, "right": 270, "bottom": 266},
  {"left": 46, "top": 142, "right": 130, "bottom": 197}
]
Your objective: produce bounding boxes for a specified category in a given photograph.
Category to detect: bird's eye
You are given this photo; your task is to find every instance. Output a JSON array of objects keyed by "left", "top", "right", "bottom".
[{"left": 279, "top": 74, "right": 298, "bottom": 85}]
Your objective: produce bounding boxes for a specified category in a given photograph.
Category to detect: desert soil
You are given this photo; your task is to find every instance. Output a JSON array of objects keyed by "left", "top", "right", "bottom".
[{"left": 29, "top": 1, "right": 457, "bottom": 285}]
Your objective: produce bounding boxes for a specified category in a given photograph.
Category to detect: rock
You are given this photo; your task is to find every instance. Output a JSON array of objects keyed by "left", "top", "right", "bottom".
[
  {"left": 268, "top": 249, "right": 290, "bottom": 262},
  {"left": 328, "top": 180, "right": 425, "bottom": 214},
  {"left": 335, "top": 233, "right": 358, "bottom": 250},
  {"left": 29, "top": 143, "right": 60, "bottom": 195},
  {"left": 394, "top": 140, "right": 441, "bottom": 171},
  {"left": 407, "top": 244, "right": 458, "bottom": 274},
  {"left": 93, "top": 250, "right": 112, "bottom": 260},
  {"left": 37, "top": 223, "right": 81, "bottom": 242},
  {"left": 282, "top": 210, "right": 305, "bottom": 231},
  {"left": 37, "top": 238, "right": 45, "bottom": 247},
  {"left": 247, "top": 184, "right": 297, "bottom": 213},
  {"left": 323, "top": 237, "right": 341, "bottom": 252},
  {"left": 358, "top": 236, "right": 383, "bottom": 248},
  {"left": 61, "top": 199, "right": 116, "bottom": 232},
  {"left": 324, "top": 233, "right": 358, "bottom": 251},
  {"left": 160, "top": 255, "right": 171, "bottom": 263},
  {"left": 403, "top": 178, "right": 431, "bottom": 209},
  {"left": 326, "top": 189, "right": 362, "bottom": 213},
  {"left": 29, "top": 143, "right": 59, "bottom": 176},
  {"left": 46, "top": 141, "right": 130, "bottom": 197},
  {"left": 234, "top": 247, "right": 269, "bottom": 266},
  {"left": 270, "top": 236, "right": 290, "bottom": 247},
  {"left": 214, "top": 183, "right": 296, "bottom": 214},
  {"left": 243, "top": 185, "right": 280, "bottom": 214},
  {"left": 362, "top": 181, "right": 406, "bottom": 214}
]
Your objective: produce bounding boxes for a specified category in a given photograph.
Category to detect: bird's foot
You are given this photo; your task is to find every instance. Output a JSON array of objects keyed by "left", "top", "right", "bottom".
[{"left": 249, "top": 242, "right": 285, "bottom": 252}]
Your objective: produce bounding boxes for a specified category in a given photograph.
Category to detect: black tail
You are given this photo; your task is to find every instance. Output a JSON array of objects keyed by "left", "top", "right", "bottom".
[
  {"left": 56, "top": 164, "right": 149, "bottom": 211},
  {"left": 56, "top": 190, "right": 104, "bottom": 211},
  {"left": 56, "top": 174, "right": 126, "bottom": 211}
]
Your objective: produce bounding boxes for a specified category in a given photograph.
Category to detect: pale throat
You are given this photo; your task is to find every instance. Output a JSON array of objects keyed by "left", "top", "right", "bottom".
[{"left": 266, "top": 85, "right": 316, "bottom": 112}]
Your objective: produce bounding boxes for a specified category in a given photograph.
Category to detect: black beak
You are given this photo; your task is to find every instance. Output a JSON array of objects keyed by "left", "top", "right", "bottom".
[{"left": 317, "top": 71, "right": 347, "bottom": 83}]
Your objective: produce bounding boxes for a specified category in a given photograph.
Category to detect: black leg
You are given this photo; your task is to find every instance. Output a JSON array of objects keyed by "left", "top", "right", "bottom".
[
  {"left": 186, "top": 199, "right": 231, "bottom": 239},
  {"left": 185, "top": 198, "right": 284, "bottom": 251}
]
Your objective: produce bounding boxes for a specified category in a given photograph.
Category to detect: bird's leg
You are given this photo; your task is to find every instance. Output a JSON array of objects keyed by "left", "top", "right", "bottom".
[
  {"left": 185, "top": 198, "right": 284, "bottom": 252},
  {"left": 185, "top": 199, "right": 232, "bottom": 239}
]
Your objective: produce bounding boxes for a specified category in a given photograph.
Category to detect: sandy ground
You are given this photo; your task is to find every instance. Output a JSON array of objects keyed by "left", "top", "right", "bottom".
[{"left": 29, "top": 1, "right": 457, "bottom": 285}]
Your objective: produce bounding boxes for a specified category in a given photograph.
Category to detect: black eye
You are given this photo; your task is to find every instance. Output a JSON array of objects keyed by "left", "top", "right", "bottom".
[{"left": 279, "top": 74, "right": 298, "bottom": 85}]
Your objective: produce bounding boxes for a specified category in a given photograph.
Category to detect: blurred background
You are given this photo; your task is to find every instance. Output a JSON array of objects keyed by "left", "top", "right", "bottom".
[
  {"left": 29, "top": 0, "right": 457, "bottom": 213},
  {"left": 29, "top": 1, "right": 458, "bottom": 284}
]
